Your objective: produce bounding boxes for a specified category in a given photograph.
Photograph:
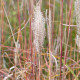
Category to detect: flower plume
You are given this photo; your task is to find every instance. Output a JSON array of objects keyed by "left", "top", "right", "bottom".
[
  {"left": 75, "top": 0, "right": 80, "bottom": 49},
  {"left": 32, "top": 5, "right": 45, "bottom": 53}
]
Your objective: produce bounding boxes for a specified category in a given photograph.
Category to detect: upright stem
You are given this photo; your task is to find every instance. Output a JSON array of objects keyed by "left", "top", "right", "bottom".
[
  {"left": 17, "top": 0, "right": 21, "bottom": 29},
  {"left": 64, "top": 0, "right": 73, "bottom": 68},
  {"left": 29, "top": 0, "right": 33, "bottom": 73},
  {"left": 52, "top": 0, "right": 55, "bottom": 50},
  {"left": 17, "top": 0, "right": 22, "bottom": 43},
  {"left": 60, "top": 0, "right": 63, "bottom": 80},
  {"left": 23, "top": 0, "right": 27, "bottom": 61},
  {"left": 23, "top": 1, "right": 28, "bottom": 80},
  {"left": 17, "top": 0, "right": 23, "bottom": 67},
  {"left": 1, "top": 0, "right": 4, "bottom": 66},
  {"left": 49, "top": 0, "right": 51, "bottom": 80},
  {"left": 39, "top": 53, "right": 41, "bottom": 80}
]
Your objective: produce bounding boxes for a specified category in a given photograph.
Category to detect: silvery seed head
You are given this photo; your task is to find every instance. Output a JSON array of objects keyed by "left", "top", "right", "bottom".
[
  {"left": 75, "top": 0, "right": 80, "bottom": 49},
  {"left": 32, "top": 5, "right": 45, "bottom": 53}
]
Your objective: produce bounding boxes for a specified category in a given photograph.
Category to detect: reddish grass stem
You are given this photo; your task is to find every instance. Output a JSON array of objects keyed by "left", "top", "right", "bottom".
[
  {"left": 60, "top": 0, "right": 63, "bottom": 80},
  {"left": 1, "top": 0, "right": 4, "bottom": 66},
  {"left": 64, "top": 0, "right": 73, "bottom": 68},
  {"left": 23, "top": 1, "right": 28, "bottom": 80},
  {"left": 52, "top": 0, "right": 55, "bottom": 51},
  {"left": 17, "top": 0, "right": 22, "bottom": 43},
  {"left": 29, "top": 0, "right": 33, "bottom": 74}
]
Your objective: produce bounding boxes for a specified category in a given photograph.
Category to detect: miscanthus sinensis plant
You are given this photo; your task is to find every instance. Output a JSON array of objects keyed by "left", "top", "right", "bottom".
[
  {"left": 32, "top": 5, "right": 45, "bottom": 53},
  {"left": 75, "top": 0, "right": 80, "bottom": 49}
]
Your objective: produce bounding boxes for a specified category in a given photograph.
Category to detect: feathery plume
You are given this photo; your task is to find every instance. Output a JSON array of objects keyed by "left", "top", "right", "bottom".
[
  {"left": 32, "top": 5, "right": 45, "bottom": 53},
  {"left": 75, "top": 0, "right": 80, "bottom": 49}
]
